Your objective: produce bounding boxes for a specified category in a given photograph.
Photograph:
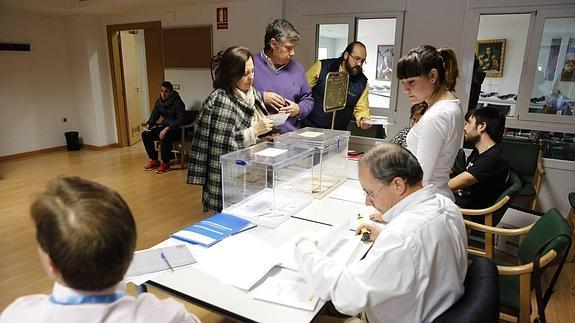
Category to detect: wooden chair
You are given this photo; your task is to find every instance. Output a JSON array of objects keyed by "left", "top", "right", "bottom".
[
  {"left": 500, "top": 138, "right": 545, "bottom": 210},
  {"left": 567, "top": 192, "right": 575, "bottom": 262},
  {"left": 465, "top": 208, "right": 571, "bottom": 323},
  {"left": 154, "top": 110, "right": 198, "bottom": 169},
  {"left": 462, "top": 171, "right": 522, "bottom": 258}
]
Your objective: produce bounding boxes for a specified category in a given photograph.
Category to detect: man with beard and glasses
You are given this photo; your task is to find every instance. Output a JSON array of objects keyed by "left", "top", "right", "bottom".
[
  {"left": 449, "top": 107, "right": 509, "bottom": 209},
  {"left": 303, "top": 41, "right": 372, "bottom": 130}
]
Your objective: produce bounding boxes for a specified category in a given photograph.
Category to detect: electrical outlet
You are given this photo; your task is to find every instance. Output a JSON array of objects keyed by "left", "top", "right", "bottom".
[
  {"left": 62, "top": 117, "right": 67, "bottom": 123},
  {"left": 173, "top": 83, "right": 181, "bottom": 90}
]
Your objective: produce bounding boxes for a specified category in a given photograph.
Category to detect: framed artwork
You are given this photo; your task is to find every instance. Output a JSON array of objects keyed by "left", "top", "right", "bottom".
[
  {"left": 476, "top": 39, "right": 506, "bottom": 77},
  {"left": 376, "top": 45, "right": 394, "bottom": 81}
]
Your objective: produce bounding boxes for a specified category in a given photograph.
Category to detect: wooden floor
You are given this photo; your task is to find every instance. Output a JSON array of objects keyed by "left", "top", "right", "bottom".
[{"left": 0, "top": 144, "right": 574, "bottom": 322}]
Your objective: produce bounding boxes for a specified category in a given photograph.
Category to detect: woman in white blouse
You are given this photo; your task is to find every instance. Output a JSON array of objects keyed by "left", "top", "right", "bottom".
[{"left": 396, "top": 45, "right": 464, "bottom": 200}]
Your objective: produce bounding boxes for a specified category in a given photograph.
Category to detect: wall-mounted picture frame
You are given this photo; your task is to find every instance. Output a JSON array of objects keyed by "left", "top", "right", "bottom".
[
  {"left": 376, "top": 45, "right": 394, "bottom": 81},
  {"left": 476, "top": 39, "right": 506, "bottom": 78}
]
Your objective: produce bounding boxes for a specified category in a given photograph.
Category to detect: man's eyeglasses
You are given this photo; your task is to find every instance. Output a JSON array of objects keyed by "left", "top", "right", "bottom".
[
  {"left": 364, "top": 184, "right": 385, "bottom": 200},
  {"left": 350, "top": 55, "right": 366, "bottom": 65}
]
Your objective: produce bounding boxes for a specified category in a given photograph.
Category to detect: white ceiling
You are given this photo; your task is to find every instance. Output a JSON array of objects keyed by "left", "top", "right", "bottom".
[{"left": 0, "top": 0, "right": 235, "bottom": 15}]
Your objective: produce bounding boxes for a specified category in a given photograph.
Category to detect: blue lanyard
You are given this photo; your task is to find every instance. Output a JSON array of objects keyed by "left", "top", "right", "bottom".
[{"left": 49, "top": 291, "right": 127, "bottom": 305}]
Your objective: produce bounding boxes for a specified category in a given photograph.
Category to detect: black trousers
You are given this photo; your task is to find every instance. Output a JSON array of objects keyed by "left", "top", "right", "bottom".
[{"left": 142, "top": 125, "right": 178, "bottom": 162}]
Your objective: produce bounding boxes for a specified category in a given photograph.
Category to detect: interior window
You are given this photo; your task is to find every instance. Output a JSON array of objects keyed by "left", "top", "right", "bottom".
[
  {"left": 316, "top": 24, "right": 348, "bottom": 60},
  {"left": 356, "top": 18, "right": 397, "bottom": 112},
  {"left": 528, "top": 17, "right": 575, "bottom": 117},
  {"left": 475, "top": 14, "right": 531, "bottom": 117}
]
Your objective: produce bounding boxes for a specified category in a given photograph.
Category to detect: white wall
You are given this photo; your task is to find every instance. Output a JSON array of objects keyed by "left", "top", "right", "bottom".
[
  {"left": 0, "top": 0, "right": 282, "bottom": 156},
  {"left": 102, "top": 0, "right": 282, "bottom": 114},
  {"left": 477, "top": 14, "right": 530, "bottom": 96},
  {"left": 0, "top": 10, "right": 77, "bottom": 156},
  {"left": 64, "top": 14, "right": 117, "bottom": 147}
]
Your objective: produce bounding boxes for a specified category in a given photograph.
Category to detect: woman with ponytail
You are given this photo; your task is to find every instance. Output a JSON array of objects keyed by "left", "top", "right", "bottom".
[{"left": 396, "top": 45, "right": 464, "bottom": 200}]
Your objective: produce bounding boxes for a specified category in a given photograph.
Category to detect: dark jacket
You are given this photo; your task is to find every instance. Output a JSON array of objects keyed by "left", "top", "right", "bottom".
[
  {"left": 147, "top": 91, "right": 186, "bottom": 130},
  {"left": 303, "top": 58, "right": 368, "bottom": 130}
]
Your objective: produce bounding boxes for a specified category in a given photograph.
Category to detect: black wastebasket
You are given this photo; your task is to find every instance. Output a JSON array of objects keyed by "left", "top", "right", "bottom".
[{"left": 65, "top": 131, "right": 81, "bottom": 151}]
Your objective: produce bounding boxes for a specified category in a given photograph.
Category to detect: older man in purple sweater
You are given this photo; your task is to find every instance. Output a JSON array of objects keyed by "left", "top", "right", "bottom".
[{"left": 253, "top": 19, "right": 313, "bottom": 133}]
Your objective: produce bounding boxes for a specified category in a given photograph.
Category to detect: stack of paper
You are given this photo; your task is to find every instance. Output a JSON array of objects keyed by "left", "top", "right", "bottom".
[
  {"left": 125, "top": 244, "right": 196, "bottom": 284},
  {"left": 252, "top": 277, "right": 319, "bottom": 311},
  {"left": 171, "top": 213, "right": 255, "bottom": 247},
  {"left": 195, "top": 233, "right": 280, "bottom": 290}
]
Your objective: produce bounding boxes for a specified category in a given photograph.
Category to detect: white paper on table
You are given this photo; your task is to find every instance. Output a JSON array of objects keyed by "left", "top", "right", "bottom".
[
  {"left": 298, "top": 131, "right": 324, "bottom": 138},
  {"left": 363, "top": 116, "right": 390, "bottom": 125},
  {"left": 252, "top": 277, "right": 319, "bottom": 311},
  {"left": 125, "top": 244, "right": 197, "bottom": 285},
  {"left": 195, "top": 233, "right": 280, "bottom": 290},
  {"left": 317, "top": 221, "right": 364, "bottom": 266},
  {"left": 255, "top": 148, "right": 288, "bottom": 157},
  {"left": 328, "top": 180, "right": 364, "bottom": 204},
  {"left": 277, "top": 230, "right": 319, "bottom": 271},
  {"left": 268, "top": 113, "right": 290, "bottom": 126}
]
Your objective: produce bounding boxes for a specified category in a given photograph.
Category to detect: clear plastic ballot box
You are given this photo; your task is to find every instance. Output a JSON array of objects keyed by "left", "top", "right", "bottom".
[
  {"left": 275, "top": 127, "right": 350, "bottom": 198},
  {"left": 220, "top": 141, "right": 315, "bottom": 228}
]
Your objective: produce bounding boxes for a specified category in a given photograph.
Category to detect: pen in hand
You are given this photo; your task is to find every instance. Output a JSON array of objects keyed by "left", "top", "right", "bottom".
[
  {"left": 357, "top": 213, "right": 371, "bottom": 241},
  {"left": 160, "top": 251, "right": 174, "bottom": 272}
]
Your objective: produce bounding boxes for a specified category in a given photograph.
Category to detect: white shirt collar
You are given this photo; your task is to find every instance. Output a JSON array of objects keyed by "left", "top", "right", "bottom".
[
  {"left": 52, "top": 282, "right": 123, "bottom": 299},
  {"left": 260, "top": 51, "right": 287, "bottom": 72},
  {"left": 382, "top": 185, "right": 436, "bottom": 223}
]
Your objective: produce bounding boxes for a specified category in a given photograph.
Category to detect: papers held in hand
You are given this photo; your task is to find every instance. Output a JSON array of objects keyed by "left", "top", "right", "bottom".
[
  {"left": 171, "top": 213, "right": 255, "bottom": 247},
  {"left": 268, "top": 113, "right": 289, "bottom": 126},
  {"left": 126, "top": 244, "right": 196, "bottom": 277}
]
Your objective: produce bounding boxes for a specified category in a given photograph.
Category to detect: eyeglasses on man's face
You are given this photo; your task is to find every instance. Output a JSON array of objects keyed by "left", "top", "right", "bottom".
[
  {"left": 364, "top": 183, "right": 385, "bottom": 200},
  {"left": 350, "top": 54, "right": 366, "bottom": 65}
]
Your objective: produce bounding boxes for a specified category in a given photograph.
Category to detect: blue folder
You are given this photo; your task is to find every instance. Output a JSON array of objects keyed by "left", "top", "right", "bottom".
[{"left": 171, "top": 213, "right": 255, "bottom": 247}]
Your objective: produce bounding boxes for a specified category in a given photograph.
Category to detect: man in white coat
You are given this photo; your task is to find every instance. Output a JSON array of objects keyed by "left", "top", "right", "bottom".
[{"left": 295, "top": 143, "right": 468, "bottom": 323}]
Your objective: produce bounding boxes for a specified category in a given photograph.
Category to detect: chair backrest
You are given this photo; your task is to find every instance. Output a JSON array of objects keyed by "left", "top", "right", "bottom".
[
  {"left": 500, "top": 139, "right": 540, "bottom": 178},
  {"left": 492, "top": 171, "right": 522, "bottom": 226},
  {"left": 518, "top": 208, "right": 571, "bottom": 265},
  {"left": 182, "top": 110, "right": 199, "bottom": 126},
  {"left": 432, "top": 258, "right": 499, "bottom": 323}
]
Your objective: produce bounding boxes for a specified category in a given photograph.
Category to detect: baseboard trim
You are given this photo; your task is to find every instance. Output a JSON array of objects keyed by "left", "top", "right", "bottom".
[
  {"left": 84, "top": 143, "right": 119, "bottom": 150},
  {"left": 0, "top": 143, "right": 119, "bottom": 160},
  {"left": 0, "top": 146, "right": 66, "bottom": 161}
]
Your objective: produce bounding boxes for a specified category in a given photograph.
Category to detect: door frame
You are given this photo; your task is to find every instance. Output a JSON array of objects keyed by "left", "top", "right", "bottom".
[{"left": 106, "top": 21, "right": 164, "bottom": 147}]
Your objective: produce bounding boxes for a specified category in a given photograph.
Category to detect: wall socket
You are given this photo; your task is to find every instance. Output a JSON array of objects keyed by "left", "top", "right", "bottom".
[
  {"left": 61, "top": 117, "right": 67, "bottom": 123},
  {"left": 173, "top": 83, "right": 181, "bottom": 90}
]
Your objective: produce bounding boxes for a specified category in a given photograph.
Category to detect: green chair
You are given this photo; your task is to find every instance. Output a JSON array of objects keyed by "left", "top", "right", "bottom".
[
  {"left": 463, "top": 171, "right": 522, "bottom": 258},
  {"left": 500, "top": 139, "right": 545, "bottom": 210},
  {"left": 465, "top": 208, "right": 572, "bottom": 323}
]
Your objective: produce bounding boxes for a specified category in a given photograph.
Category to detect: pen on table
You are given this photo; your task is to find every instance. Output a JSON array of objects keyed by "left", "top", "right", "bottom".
[
  {"left": 160, "top": 251, "right": 174, "bottom": 272},
  {"left": 357, "top": 213, "right": 370, "bottom": 241}
]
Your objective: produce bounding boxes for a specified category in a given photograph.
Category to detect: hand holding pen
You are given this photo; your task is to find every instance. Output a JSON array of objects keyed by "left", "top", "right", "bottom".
[{"left": 355, "top": 215, "right": 382, "bottom": 242}]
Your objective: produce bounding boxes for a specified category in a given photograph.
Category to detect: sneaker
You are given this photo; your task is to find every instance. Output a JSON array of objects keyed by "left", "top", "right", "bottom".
[
  {"left": 155, "top": 162, "right": 171, "bottom": 174},
  {"left": 144, "top": 160, "right": 160, "bottom": 171}
]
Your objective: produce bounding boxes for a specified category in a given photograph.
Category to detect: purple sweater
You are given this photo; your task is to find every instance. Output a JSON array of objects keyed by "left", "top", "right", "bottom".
[{"left": 253, "top": 52, "right": 314, "bottom": 133}]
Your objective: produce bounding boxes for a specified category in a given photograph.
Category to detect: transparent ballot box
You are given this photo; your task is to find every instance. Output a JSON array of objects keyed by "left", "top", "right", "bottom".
[
  {"left": 220, "top": 142, "right": 315, "bottom": 228},
  {"left": 275, "top": 127, "right": 350, "bottom": 198}
]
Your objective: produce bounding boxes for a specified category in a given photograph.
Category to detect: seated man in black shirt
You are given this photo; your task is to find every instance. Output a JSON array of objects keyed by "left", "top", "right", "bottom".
[{"left": 449, "top": 107, "right": 509, "bottom": 209}]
